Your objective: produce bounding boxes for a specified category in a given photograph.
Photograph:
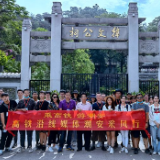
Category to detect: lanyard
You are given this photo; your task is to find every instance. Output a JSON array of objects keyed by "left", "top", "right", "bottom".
[
  {"left": 116, "top": 99, "right": 121, "bottom": 105},
  {"left": 24, "top": 98, "right": 30, "bottom": 107},
  {"left": 97, "top": 102, "right": 103, "bottom": 110},
  {"left": 66, "top": 101, "right": 71, "bottom": 109},
  {"left": 39, "top": 101, "right": 44, "bottom": 110}
]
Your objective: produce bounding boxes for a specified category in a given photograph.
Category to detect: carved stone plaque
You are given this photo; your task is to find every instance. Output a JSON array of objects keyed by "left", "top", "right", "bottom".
[
  {"left": 139, "top": 40, "right": 159, "bottom": 54},
  {"left": 30, "top": 39, "right": 51, "bottom": 53}
]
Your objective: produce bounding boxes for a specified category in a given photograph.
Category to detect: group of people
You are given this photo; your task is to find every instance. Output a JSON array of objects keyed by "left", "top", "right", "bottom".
[{"left": 0, "top": 88, "right": 160, "bottom": 156}]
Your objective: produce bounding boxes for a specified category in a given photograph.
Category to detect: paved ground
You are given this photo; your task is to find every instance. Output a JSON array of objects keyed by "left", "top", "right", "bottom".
[{"left": 0, "top": 132, "right": 160, "bottom": 160}]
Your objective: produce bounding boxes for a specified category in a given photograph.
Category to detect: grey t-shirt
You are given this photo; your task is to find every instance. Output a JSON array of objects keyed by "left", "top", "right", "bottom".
[{"left": 132, "top": 103, "right": 149, "bottom": 113}]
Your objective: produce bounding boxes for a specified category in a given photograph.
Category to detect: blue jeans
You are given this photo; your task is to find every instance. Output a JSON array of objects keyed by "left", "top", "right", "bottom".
[
  {"left": 150, "top": 125, "right": 160, "bottom": 152},
  {"left": 59, "top": 131, "right": 73, "bottom": 148}
]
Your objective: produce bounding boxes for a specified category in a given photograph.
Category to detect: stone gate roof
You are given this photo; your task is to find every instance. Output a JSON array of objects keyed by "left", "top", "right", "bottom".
[{"left": 0, "top": 73, "right": 21, "bottom": 78}]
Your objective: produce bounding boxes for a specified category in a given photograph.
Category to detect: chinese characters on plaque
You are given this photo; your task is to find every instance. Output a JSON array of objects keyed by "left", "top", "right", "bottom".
[{"left": 69, "top": 27, "right": 120, "bottom": 38}]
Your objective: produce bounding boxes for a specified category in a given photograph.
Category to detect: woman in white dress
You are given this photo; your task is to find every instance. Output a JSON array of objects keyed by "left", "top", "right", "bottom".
[
  {"left": 102, "top": 95, "right": 115, "bottom": 154},
  {"left": 115, "top": 95, "right": 131, "bottom": 154}
]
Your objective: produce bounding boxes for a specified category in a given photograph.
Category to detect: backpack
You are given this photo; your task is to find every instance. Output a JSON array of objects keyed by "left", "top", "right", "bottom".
[{"left": 118, "top": 104, "right": 129, "bottom": 111}]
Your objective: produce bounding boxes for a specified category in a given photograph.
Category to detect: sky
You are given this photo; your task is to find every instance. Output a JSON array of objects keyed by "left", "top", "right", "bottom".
[{"left": 16, "top": 0, "right": 160, "bottom": 24}]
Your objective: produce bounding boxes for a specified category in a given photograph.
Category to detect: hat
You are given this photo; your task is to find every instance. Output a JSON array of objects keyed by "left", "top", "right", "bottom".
[
  {"left": 90, "top": 94, "right": 96, "bottom": 98},
  {"left": 1, "top": 93, "right": 9, "bottom": 97},
  {"left": 114, "top": 89, "right": 122, "bottom": 94},
  {"left": 72, "top": 90, "right": 79, "bottom": 94}
]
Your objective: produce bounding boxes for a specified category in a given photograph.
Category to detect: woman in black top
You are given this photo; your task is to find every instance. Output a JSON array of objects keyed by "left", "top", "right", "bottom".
[
  {"left": 36, "top": 91, "right": 49, "bottom": 151},
  {"left": 48, "top": 93, "right": 60, "bottom": 152},
  {"left": 0, "top": 93, "right": 17, "bottom": 155}
]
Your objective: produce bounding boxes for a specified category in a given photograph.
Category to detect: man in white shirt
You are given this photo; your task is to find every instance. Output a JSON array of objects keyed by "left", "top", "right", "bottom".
[
  {"left": 76, "top": 92, "right": 92, "bottom": 152},
  {"left": 12, "top": 89, "right": 24, "bottom": 148}
]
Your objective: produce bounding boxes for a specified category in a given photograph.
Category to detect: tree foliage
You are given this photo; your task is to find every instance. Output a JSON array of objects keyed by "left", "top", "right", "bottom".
[{"left": 62, "top": 49, "right": 95, "bottom": 74}]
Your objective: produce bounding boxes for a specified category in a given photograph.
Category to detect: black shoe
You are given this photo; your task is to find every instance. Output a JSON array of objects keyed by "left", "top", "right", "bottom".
[
  {"left": 134, "top": 148, "right": 138, "bottom": 154},
  {"left": 36, "top": 143, "right": 41, "bottom": 150},
  {"left": 42, "top": 145, "right": 46, "bottom": 151},
  {"left": 90, "top": 146, "right": 95, "bottom": 151},
  {"left": 145, "top": 148, "right": 150, "bottom": 154},
  {"left": 101, "top": 146, "right": 106, "bottom": 151},
  {"left": 77, "top": 149, "right": 82, "bottom": 152},
  {"left": 149, "top": 146, "right": 153, "bottom": 150},
  {"left": 12, "top": 143, "right": 17, "bottom": 149},
  {"left": 114, "top": 142, "right": 118, "bottom": 148}
]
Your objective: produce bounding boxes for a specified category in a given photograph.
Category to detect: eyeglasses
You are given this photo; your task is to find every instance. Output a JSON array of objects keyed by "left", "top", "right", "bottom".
[
  {"left": 137, "top": 97, "right": 142, "bottom": 99},
  {"left": 53, "top": 97, "right": 58, "bottom": 99}
]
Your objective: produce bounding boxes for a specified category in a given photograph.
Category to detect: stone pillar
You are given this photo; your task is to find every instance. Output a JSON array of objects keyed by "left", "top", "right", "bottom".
[
  {"left": 127, "top": 3, "right": 139, "bottom": 93},
  {"left": 21, "top": 19, "right": 32, "bottom": 89},
  {"left": 50, "top": 2, "right": 62, "bottom": 91},
  {"left": 158, "top": 21, "right": 160, "bottom": 96}
]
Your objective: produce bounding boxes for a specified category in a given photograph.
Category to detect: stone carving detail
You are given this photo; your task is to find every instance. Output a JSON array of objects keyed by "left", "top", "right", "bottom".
[
  {"left": 140, "top": 42, "right": 156, "bottom": 53},
  {"left": 128, "top": 3, "right": 138, "bottom": 15},
  {"left": 31, "top": 39, "right": 51, "bottom": 53},
  {"left": 34, "top": 41, "right": 48, "bottom": 52}
]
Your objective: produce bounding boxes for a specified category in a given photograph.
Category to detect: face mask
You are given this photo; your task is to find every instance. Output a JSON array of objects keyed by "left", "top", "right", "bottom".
[
  {"left": 137, "top": 101, "right": 143, "bottom": 104},
  {"left": 24, "top": 96, "right": 29, "bottom": 99}
]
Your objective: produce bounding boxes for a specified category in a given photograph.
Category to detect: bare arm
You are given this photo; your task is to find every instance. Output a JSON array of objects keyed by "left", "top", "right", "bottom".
[{"left": 0, "top": 113, "right": 5, "bottom": 129}]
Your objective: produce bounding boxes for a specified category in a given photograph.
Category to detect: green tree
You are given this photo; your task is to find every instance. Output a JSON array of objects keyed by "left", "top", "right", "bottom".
[
  {"left": 0, "top": 0, "right": 28, "bottom": 54},
  {"left": 147, "top": 16, "right": 160, "bottom": 32},
  {"left": 62, "top": 49, "right": 95, "bottom": 73},
  {"left": 0, "top": 50, "right": 7, "bottom": 66},
  {"left": 31, "top": 62, "right": 50, "bottom": 80}
]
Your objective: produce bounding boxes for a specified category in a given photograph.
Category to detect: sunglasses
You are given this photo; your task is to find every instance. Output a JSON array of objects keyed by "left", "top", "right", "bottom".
[
  {"left": 53, "top": 96, "right": 58, "bottom": 99},
  {"left": 137, "top": 97, "right": 142, "bottom": 99}
]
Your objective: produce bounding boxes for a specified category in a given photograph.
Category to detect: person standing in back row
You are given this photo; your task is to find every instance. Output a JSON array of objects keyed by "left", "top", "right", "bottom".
[{"left": 16, "top": 89, "right": 36, "bottom": 153}]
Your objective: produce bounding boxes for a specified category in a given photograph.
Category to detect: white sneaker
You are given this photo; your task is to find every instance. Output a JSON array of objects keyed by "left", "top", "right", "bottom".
[
  {"left": 53, "top": 145, "right": 59, "bottom": 150},
  {"left": 48, "top": 147, "right": 54, "bottom": 152},
  {"left": 125, "top": 148, "right": 128, "bottom": 154},
  {"left": 28, "top": 147, "right": 33, "bottom": 153},
  {"left": 0, "top": 150, "right": 3, "bottom": 155},
  {"left": 110, "top": 147, "right": 114, "bottom": 154},
  {"left": 107, "top": 146, "right": 111, "bottom": 152},
  {"left": 158, "top": 152, "right": 160, "bottom": 155},
  {"left": 121, "top": 147, "right": 125, "bottom": 152},
  {"left": 97, "top": 142, "right": 102, "bottom": 148},
  {"left": 17, "top": 147, "right": 25, "bottom": 153}
]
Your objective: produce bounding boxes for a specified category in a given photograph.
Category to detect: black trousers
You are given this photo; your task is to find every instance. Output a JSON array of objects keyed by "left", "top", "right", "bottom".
[
  {"left": 77, "top": 131, "right": 91, "bottom": 150},
  {"left": 0, "top": 131, "right": 13, "bottom": 150},
  {"left": 13, "top": 130, "right": 18, "bottom": 144},
  {"left": 20, "top": 131, "right": 33, "bottom": 148},
  {"left": 48, "top": 131, "right": 58, "bottom": 146}
]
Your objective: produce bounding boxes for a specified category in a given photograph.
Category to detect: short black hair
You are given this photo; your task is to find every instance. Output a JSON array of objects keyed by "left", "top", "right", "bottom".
[
  {"left": 81, "top": 92, "right": 87, "bottom": 97},
  {"left": 32, "top": 91, "right": 38, "bottom": 95},
  {"left": 60, "top": 89, "right": 66, "bottom": 93},
  {"left": 96, "top": 92, "right": 101, "bottom": 95},
  {"left": 40, "top": 90, "right": 46, "bottom": 94},
  {"left": 1, "top": 93, "right": 9, "bottom": 97},
  {"left": 65, "top": 90, "right": 71, "bottom": 94},
  {"left": 17, "top": 89, "right": 24, "bottom": 93},
  {"left": 45, "top": 91, "right": 51, "bottom": 95},
  {"left": 24, "top": 89, "right": 30, "bottom": 92},
  {"left": 136, "top": 93, "right": 143, "bottom": 98}
]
